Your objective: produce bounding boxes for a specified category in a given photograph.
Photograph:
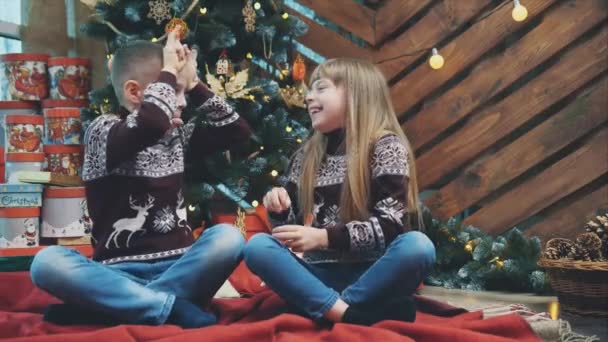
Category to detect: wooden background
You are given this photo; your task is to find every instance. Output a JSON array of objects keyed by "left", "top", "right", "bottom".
[{"left": 288, "top": 0, "right": 608, "bottom": 242}]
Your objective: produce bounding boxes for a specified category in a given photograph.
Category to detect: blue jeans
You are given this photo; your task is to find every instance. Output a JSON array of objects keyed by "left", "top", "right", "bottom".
[
  {"left": 30, "top": 224, "right": 245, "bottom": 325},
  {"left": 244, "top": 231, "right": 435, "bottom": 320}
]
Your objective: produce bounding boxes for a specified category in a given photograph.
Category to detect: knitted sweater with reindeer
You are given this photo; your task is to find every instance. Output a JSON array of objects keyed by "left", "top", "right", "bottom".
[
  {"left": 82, "top": 72, "right": 250, "bottom": 264},
  {"left": 269, "top": 130, "right": 412, "bottom": 264}
]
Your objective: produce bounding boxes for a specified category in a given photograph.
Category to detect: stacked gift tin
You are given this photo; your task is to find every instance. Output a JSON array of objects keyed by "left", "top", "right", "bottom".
[{"left": 0, "top": 53, "right": 92, "bottom": 249}]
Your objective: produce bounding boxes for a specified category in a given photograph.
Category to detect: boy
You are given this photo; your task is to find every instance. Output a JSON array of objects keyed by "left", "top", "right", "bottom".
[{"left": 30, "top": 32, "right": 251, "bottom": 328}]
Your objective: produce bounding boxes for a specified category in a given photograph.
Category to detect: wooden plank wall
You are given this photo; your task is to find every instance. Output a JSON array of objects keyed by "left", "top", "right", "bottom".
[{"left": 289, "top": 0, "right": 608, "bottom": 243}]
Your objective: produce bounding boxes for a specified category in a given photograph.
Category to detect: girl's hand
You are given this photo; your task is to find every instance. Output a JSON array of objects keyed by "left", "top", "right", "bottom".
[
  {"left": 273, "top": 225, "right": 328, "bottom": 252},
  {"left": 263, "top": 187, "right": 291, "bottom": 213}
]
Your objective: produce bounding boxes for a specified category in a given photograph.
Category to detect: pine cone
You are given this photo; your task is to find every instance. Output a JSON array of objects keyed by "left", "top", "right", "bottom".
[
  {"left": 576, "top": 232, "right": 603, "bottom": 252},
  {"left": 584, "top": 213, "right": 608, "bottom": 257},
  {"left": 570, "top": 233, "right": 604, "bottom": 261},
  {"left": 545, "top": 238, "right": 575, "bottom": 259},
  {"left": 569, "top": 245, "right": 593, "bottom": 261},
  {"left": 543, "top": 246, "right": 561, "bottom": 260}
]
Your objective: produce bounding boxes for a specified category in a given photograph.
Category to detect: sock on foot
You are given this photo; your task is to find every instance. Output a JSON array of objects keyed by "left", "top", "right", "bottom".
[
  {"left": 383, "top": 296, "right": 416, "bottom": 322},
  {"left": 342, "top": 296, "right": 416, "bottom": 326},
  {"left": 43, "top": 304, "right": 119, "bottom": 326},
  {"left": 166, "top": 298, "right": 217, "bottom": 329}
]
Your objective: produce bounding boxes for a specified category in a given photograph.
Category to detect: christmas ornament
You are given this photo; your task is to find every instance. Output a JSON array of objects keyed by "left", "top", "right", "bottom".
[
  {"left": 165, "top": 18, "right": 189, "bottom": 39},
  {"left": 280, "top": 82, "right": 307, "bottom": 108},
  {"left": 148, "top": 0, "right": 172, "bottom": 25},
  {"left": 216, "top": 49, "right": 231, "bottom": 75},
  {"left": 242, "top": 0, "right": 256, "bottom": 33},
  {"left": 205, "top": 65, "right": 261, "bottom": 99},
  {"left": 544, "top": 238, "right": 575, "bottom": 259},
  {"left": 262, "top": 32, "right": 273, "bottom": 59},
  {"left": 292, "top": 53, "right": 306, "bottom": 81}
]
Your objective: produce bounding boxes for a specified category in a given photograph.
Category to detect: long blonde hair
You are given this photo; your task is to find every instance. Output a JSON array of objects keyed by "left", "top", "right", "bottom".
[{"left": 299, "top": 58, "right": 423, "bottom": 229}]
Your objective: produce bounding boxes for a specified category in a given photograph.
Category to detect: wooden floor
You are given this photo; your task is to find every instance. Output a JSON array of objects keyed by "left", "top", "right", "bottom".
[{"left": 420, "top": 286, "right": 607, "bottom": 340}]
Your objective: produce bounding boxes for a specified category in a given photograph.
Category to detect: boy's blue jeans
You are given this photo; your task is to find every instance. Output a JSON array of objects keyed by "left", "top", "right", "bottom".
[
  {"left": 244, "top": 231, "right": 436, "bottom": 320},
  {"left": 29, "top": 224, "right": 245, "bottom": 325}
]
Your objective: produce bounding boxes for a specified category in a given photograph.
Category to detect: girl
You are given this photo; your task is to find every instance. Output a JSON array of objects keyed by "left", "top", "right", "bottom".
[{"left": 244, "top": 58, "right": 436, "bottom": 325}]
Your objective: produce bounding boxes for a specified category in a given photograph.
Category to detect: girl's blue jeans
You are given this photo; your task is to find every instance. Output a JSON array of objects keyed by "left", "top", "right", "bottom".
[{"left": 244, "top": 231, "right": 436, "bottom": 320}]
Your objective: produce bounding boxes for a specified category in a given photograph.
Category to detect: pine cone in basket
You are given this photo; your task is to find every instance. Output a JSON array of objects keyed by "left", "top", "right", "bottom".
[
  {"left": 568, "top": 245, "right": 595, "bottom": 261},
  {"left": 543, "top": 246, "right": 562, "bottom": 260},
  {"left": 566, "top": 233, "right": 604, "bottom": 261},
  {"left": 544, "top": 238, "right": 576, "bottom": 259},
  {"left": 585, "top": 214, "right": 608, "bottom": 252},
  {"left": 574, "top": 232, "right": 604, "bottom": 261}
]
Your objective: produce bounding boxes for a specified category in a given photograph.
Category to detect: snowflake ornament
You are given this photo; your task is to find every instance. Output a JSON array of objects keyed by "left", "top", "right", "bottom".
[
  {"left": 153, "top": 206, "right": 176, "bottom": 233},
  {"left": 148, "top": 0, "right": 172, "bottom": 25}
]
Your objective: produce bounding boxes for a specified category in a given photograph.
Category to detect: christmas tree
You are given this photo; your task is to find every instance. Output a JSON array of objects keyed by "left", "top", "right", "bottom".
[
  {"left": 79, "top": 0, "right": 552, "bottom": 294},
  {"left": 81, "top": 0, "right": 311, "bottom": 224}
]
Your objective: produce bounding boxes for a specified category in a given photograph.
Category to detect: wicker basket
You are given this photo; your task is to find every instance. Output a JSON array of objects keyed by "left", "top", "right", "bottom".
[{"left": 538, "top": 258, "right": 608, "bottom": 318}]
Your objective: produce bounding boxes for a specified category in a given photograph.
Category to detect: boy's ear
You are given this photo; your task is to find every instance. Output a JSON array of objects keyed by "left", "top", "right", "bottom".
[
  {"left": 123, "top": 80, "right": 142, "bottom": 104},
  {"left": 107, "top": 55, "right": 114, "bottom": 71}
]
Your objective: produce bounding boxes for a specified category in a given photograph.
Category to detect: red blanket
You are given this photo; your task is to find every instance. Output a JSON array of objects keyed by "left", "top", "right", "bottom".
[{"left": 0, "top": 272, "right": 540, "bottom": 341}]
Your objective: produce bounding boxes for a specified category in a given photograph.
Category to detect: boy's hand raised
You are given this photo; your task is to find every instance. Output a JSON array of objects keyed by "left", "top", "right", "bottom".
[
  {"left": 162, "top": 30, "right": 187, "bottom": 76},
  {"left": 180, "top": 46, "right": 200, "bottom": 91}
]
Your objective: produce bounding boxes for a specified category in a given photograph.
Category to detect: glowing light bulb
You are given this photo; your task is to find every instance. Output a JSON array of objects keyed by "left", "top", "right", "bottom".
[
  {"left": 252, "top": 200, "right": 259, "bottom": 207},
  {"left": 429, "top": 48, "right": 444, "bottom": 70},
  {"left": 151, "top": 37, "right": 158, "bottom": 42},
  {"left": 285, "top": 126, "right": 293, "bottom": 133},
  {"left": 188, "top": 205, "right": 196, "bottom": 212},
  {"left": 200, "top": 7, "right": 208, "bottom": 15},
  {"left": 296, "top": 138, "right": 303, "bottom": 143},
  {"left": 512, "top": 0, "right": 528, "bottom": 22},
  {"left": 246, "top": 52, "right": 253, "bottom": 59},
  {"left": 254, "top": 2, "right": 261, "bottom": 10},
  {"left": 281, "top": 12, "right": 289, "bottom": 20},
  {"left": 270, "top": 170, "right": 278, "bottom": 177}
]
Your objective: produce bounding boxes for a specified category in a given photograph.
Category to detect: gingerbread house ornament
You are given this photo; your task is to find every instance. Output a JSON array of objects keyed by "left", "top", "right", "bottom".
[{"left": 216, "top": 49, "right": 231, "bottom": 75}]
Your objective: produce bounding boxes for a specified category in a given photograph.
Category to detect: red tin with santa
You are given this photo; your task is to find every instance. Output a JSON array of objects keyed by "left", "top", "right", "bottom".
[
  {"left": 0, "top": 53, "right": 49, "bottom": 101},
  {"left": 47, "top": 57, "right": 91, "bottom": 100}
]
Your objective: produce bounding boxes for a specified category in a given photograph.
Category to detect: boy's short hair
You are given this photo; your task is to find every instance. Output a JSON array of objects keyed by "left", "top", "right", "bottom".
[{"left": 110, "top": 41, "right": 163, "bottom": 105}]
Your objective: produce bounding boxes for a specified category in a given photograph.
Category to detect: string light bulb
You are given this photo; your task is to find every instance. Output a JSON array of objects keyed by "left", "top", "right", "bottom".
[
  {"left": 249, "top": 95, "right": 255, "bottom": 101},
  {"left": 151, "top": 37, "right": 158, "bottom": 42},
  {"left": 106, "top": 54, "right": 113, "bottom": 60},
  {"left": 281, "top": 12, "right": 289, "bottom": 20},
  {"left": 296, "top": 138, "right": 303, "bottom": 143},
  {"left": 285, "top": 126, "right": 293, "bottom": 133},
  {"left": 548, "top": 301, "right": 559, "bottom": 320},
  {"left": 270, "top": 170, "right": 278, "bottom": 177},
  {"left": 200, "top": 7, "right": 208, "bottom": 15},
  {"left": 252, "top": 200, "right": 259, "bottom": 207},
  {"left": 246, "top": 52, "right": 253, "bottom": 59},
  {"left": 512, "top": 0, "right": 528, "bottom": 22},
  {"left": 429, "top": 48, "right": 444, "bottom": 70},
  {"left": 465, "top": 241, "right": 474, "bottom": 253},
  {"left": 260, "top": 146, "right": 265, "bottom": 150},
  {"left": 188, "top": 204, "right": 196, "bottom": 212},
  {"left": 254, "top": 2, "right": 261, "bottom": 10}
]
